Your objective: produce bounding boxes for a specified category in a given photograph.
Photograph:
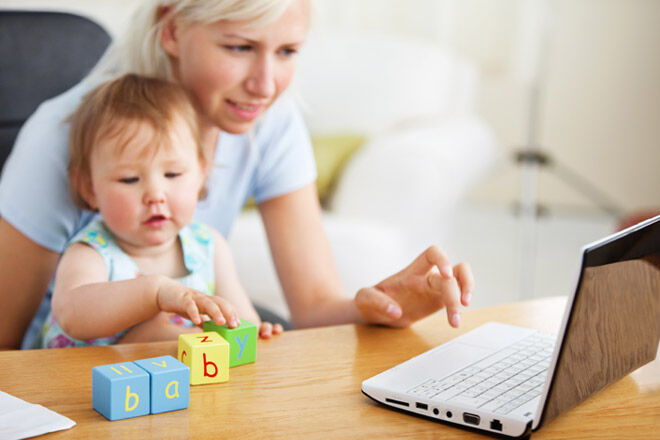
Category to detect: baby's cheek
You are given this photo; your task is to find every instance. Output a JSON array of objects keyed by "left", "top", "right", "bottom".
[{"left": 101, "top": 193, "right": 139, "bottom": 232}]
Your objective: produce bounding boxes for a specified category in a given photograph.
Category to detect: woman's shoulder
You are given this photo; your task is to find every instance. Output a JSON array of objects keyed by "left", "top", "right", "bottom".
[
  {"left": 10, "top": 79, "right": 98, "bottom": 158},
  {"left": 24, "top": 79, "right": 97, "bottom": 128},
  {"left": 253, "top": 96, "right": 309, "bottom": 145}
]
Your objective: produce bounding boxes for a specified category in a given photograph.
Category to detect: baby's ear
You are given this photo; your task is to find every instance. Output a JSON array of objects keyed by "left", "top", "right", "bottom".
[{"left": 72, "top": 172, "right": 98, "bottom": 210}]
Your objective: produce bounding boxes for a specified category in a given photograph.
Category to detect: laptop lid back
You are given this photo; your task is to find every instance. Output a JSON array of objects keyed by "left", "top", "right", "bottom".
[{"left": 535, "top": 215, "right": 660, "bottom": 429}]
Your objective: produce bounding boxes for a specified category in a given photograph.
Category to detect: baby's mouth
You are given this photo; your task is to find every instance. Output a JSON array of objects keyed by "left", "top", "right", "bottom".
[{"left": 144, "top": 214, "right": 168, "bottom": 226}]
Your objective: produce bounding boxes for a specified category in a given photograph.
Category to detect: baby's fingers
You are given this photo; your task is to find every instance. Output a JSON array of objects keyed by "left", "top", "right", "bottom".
[
  {"left": 182, "top": 295, "right": 203, "bottom": 326},
  {"left": 201, "top": 296, "right": 239, "bottom": 328}
]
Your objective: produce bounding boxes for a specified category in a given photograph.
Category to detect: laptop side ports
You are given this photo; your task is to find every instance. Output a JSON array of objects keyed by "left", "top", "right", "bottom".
[{"left": 462, "top": 412, "right": 481, "bottom": 426}]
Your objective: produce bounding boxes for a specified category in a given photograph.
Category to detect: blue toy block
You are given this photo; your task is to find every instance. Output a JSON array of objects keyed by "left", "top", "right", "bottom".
[
  {"left": 134, "top": 355, "right": 190, "bottom": 414},
  {"left": 92, "top": 361, "right": 150, "bottom": 421}
]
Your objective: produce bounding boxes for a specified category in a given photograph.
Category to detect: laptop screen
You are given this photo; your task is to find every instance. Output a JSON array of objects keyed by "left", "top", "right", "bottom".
[
  {"left": 584, "top": 215, "right": 659, "bottom": 267},
  {"left": 539, "top": 215, "right": 660, "bottom": 427}
]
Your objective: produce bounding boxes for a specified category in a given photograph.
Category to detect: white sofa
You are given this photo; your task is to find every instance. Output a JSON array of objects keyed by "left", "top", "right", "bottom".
[{"left": 229, "top": 30, "right": 496, "bottom": 320}]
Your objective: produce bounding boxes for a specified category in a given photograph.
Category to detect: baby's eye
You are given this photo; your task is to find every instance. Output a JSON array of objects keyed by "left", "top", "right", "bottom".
[
  {"left": 165, "top": 172, "right": 182, "bottom": 179},
  {"left": 118, "top": 177, "right": 139, "bottom": 184}
]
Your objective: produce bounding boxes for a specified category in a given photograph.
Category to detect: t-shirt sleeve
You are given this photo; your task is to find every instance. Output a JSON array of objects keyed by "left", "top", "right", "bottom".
[
  {"left": 0, "top": 86, "right": 87, "bottom": 252},
  {"left": 251, "top": 98, "right": 317, "bottom": 204}
]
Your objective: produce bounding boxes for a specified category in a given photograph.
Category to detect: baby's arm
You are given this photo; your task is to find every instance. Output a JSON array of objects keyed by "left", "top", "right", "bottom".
[
  {"left": 210, "top": 228, "right": 282, "bottom": 338},
  {"left": 119, "top": 312, "right": 201, "bottom": 343},
  {"left": 51, "top": 243, "right": 238, "bottom": 341}
]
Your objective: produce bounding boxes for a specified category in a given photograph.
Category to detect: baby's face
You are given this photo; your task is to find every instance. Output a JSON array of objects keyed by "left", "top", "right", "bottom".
[{"left": 85, "top": 117, "right": 205, "bottom": 253}]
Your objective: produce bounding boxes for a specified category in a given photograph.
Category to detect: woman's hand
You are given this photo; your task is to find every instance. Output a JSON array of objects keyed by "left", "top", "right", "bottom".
[
  {"left": 355, "top": 246, "right": 474, "bottom": 328},
  {"left": 155, "top": 276, "right": 240, "bottom": 328}
]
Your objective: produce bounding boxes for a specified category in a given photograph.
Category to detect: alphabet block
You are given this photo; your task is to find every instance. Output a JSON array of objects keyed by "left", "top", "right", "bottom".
[
  {"left": 92, "top": 361, "right": 150, "bottom": 421},
  {"left": 134, "top": 355, "right": 190, "bottom": 414},
  {"left": 178, "top": 332, "right": 229, "bottom": 385},
  {"left": 203, "top": 318, "right": 258, "bottom": 367}
]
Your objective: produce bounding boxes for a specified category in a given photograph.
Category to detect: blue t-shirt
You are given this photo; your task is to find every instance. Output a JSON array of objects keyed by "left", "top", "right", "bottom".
[
  {"left": 0, "top": 79, "right": 316, "bottom": 349},
  {"left": 0, "top": 79, "right": 316, "bottom": 251}
]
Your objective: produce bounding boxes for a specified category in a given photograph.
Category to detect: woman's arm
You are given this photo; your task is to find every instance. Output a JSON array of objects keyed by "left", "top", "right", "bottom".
[
  {"left": 52, "top": 243, "right": 238, "bottom": 340},
  {"left": 259, "top": 183, "right": 474, "bottom": 329},
  {"left": 210, "top": 228, "right": 283, "bottom": 338},
  {"left": 258, "top": 183, "right": 361, "bottom": 328},
  {"left": 211, "top": 228, "right": 261, "bottom": 324},
  {"left": 0, "top": 219, "right": 60, "bottom": 349}
]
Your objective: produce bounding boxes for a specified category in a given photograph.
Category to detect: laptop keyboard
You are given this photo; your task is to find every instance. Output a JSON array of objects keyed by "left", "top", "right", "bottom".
[{"left": 408, "top": 332, "right": 556, "bottom": 415}]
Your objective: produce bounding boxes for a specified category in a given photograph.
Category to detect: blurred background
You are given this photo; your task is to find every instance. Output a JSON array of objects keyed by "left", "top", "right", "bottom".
[{"left": 2, "top": 0, "right": 658, "bottom": 319}]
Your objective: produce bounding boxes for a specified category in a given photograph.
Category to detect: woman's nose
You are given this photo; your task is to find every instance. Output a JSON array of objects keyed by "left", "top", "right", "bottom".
[{"left": 245, "top": 55, "right": 275, "bottom": 98}]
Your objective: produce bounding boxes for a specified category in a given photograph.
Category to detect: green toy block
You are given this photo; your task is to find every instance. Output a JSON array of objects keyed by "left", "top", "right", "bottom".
[{"left": 203, "top": 318, "right": 257, "bottom": 367}]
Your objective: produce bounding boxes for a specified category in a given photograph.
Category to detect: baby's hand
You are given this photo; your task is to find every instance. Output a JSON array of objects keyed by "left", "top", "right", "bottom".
[
  {"left": 154, "top": 276, "right": 240, "bottom": 328},
  {"left": 258, "top": 321, "right": 284, "bottom": 339}
]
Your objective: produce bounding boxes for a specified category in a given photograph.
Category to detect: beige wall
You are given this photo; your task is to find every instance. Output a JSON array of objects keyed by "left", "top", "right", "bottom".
[
  {"left": 314, "top": 0, "right": 660, "bottom": 213},
  {"left": 3, "top": 0, "right": 658, "bottom": 213}
]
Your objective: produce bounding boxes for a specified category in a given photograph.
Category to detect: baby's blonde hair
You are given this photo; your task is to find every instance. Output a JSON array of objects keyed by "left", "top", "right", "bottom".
[
  {"left": 93, "top": 0, "right": 304, "bottom": 80},
  {"left": 68, "top": 74, "right": 204, "bottom": 210}
]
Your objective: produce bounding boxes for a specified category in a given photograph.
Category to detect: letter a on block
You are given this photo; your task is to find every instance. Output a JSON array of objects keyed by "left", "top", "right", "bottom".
[
  {"left": 178, "top": 332, "right": 229, "bottom": 385},
  {"left": 165, "top": 381, "right": 179, "bottom": 399},
  {"left": 134, "top": 355, "right": 190, "bottom": 415}
]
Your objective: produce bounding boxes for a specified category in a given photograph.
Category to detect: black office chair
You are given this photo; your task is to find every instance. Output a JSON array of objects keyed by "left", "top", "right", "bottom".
[{"left": 0, "top": 10, "right": 112, "bottom": 172}]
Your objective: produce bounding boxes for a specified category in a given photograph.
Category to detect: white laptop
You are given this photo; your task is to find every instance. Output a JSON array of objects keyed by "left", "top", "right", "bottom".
[{"left": 362, "top": 215, "right": 660, "bottom": 438}]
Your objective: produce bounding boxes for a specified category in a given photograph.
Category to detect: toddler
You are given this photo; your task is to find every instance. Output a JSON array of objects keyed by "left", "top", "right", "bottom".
[{"left": 38, "top": 74, "right": 267, "bottom": 348}]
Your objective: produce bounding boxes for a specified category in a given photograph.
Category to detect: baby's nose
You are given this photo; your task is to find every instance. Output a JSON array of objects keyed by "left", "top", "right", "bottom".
[{"left": 143, "top": 189, "right": 165, "bottom": 205}]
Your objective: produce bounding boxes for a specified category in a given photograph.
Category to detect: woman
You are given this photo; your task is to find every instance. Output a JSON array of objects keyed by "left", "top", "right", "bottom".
[{"left": 0, "top": 0, "right": 473, "bottom": 349}]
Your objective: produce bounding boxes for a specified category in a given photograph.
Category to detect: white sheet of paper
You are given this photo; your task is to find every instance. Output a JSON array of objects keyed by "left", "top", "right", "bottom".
[{"left": 0, "top": 391, "right": 75, "bottom": 440}]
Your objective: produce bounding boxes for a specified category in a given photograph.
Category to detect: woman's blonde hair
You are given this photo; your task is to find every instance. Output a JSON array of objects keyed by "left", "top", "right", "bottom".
[
  {"left": 93, "top": 0, "right": 300, "bottom": 81},
  {"left": 68, "top": 74, "right": 205, "bottom": 210}
]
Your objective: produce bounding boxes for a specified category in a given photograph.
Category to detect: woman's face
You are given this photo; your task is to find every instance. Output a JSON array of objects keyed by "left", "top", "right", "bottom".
[{"left": 162, "top": 0, "right": 308, "bottom": 134}]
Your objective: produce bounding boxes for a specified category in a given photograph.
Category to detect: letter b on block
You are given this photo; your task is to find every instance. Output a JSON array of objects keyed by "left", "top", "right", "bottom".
[
  {"left": 134, "top": 355, "right": 190, "bottom": 414},
  {"left": 203, "top": 318, "right": 257, "bottom": 367},
  {"left": 92, "top": 362, "right": 149, "bottom": 420},
  {"left": 178, "top": 332, "right": 229, "bottom": 385}
]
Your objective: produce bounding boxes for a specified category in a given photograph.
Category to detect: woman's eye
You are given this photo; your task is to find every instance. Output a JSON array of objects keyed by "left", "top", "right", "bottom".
[
  {"left": 225, "top": 45, "right": 252, "bottom": 53},
  {"left": 165, "top": 172, "right": 181, "bottom": 179},
  {"left": 278, "top": 47, "right": 298, "bottom": 57},
  {"left": 118, "top": 177, "right": 139, "bottom": 184}
]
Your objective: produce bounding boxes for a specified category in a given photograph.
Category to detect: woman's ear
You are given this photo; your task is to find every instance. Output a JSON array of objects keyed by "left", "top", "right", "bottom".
[{"left": 159, "top": 6, "right": 181, "bottom": 58}]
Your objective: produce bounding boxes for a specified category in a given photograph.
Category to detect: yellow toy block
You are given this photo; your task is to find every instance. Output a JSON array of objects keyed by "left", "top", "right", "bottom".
[{"left": 178, "top": 332, "right": 229, "bottom": 385}]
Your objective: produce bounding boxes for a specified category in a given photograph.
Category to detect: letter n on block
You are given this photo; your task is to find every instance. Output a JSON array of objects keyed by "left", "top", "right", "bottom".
[
  {"left": 178, "top": 332, "right": 229, "bottom": 385},
  {"left": 134, "top": 355, "right": 190, "bottom": 414},
  {"left": 92, "top": 362, "right": 149, "bottom": 420},
  {"left": 203, "top": 318, "right": 257, "bottom": 367}
]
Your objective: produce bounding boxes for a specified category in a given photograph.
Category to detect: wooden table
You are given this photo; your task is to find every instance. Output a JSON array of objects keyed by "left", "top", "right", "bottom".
[{"left": 1, "top": 297, "right": 658, "bottom": 439}]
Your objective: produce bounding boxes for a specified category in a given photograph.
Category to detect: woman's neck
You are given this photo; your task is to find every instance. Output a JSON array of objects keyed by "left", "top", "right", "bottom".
[{"left": 200, "top": 120, "right": 220, "bottom": 163}]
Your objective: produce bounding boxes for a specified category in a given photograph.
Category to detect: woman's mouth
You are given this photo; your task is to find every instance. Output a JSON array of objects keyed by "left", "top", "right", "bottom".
[
  {"left": 144, "top": 215, "right": 168, "bottom": 228},
  {"left": 226, "top": 99, "right": 264, "bottom": 121}
]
